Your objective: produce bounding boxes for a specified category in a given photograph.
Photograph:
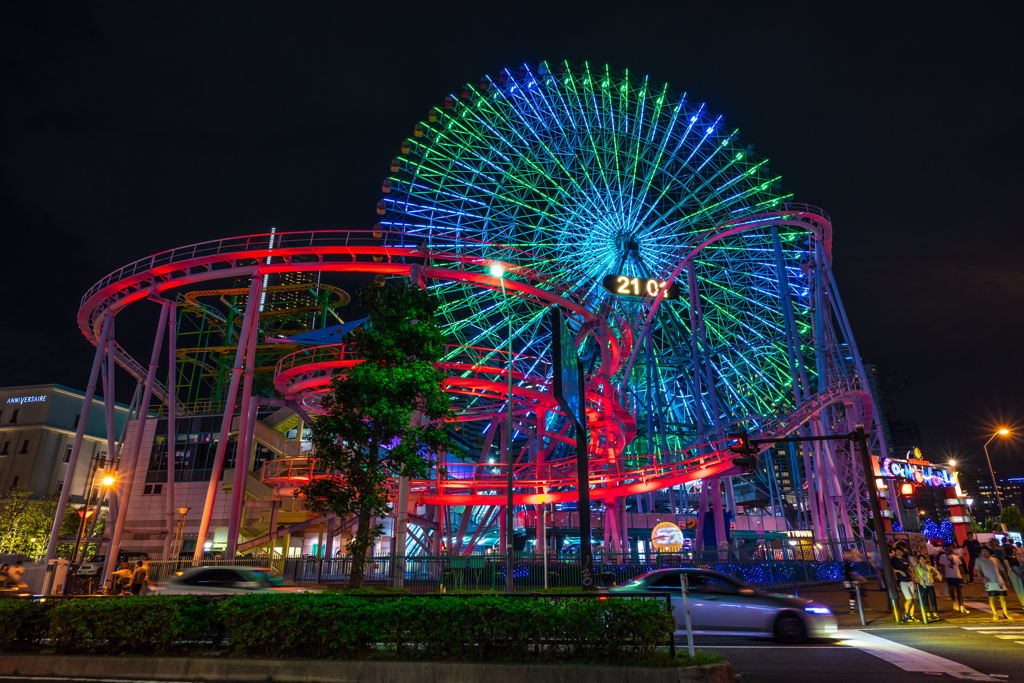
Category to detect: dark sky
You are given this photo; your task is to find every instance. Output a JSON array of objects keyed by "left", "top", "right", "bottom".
[{"left": 2, "top": 3, "right": 1022, "bottom": 476}]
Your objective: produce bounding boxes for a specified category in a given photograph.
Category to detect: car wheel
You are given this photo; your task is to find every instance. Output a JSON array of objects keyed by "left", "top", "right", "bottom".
[{"left": 774, "top": 613, "right": 807, "bottom": 644}]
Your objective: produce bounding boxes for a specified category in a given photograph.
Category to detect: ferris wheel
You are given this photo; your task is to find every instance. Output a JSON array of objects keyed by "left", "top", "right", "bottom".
[{"left": 378, "top": 61, "right": 839, "bottom": 458}]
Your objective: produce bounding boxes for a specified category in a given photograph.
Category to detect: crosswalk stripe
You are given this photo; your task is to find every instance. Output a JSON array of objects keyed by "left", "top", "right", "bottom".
[
  {"left": 961, "top": 626, "right": 1024, "bottom": 631},
  {"left": 839, "top": 630, "right": 995, "bottom": 680}
]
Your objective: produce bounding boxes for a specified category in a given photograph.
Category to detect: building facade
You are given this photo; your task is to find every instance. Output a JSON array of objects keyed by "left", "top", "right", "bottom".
[{"left": 0, "top": 384, "right": 129, "bottom": 503}]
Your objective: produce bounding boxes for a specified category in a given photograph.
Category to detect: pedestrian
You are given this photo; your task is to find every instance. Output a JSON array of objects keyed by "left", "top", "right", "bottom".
[
  {"left": 869, "top": 545, "right": 886, "bottom": 592},
  {"left": 914, "top": 553, "right": 941, "bottom": 620},
  {"left": 892, "top": 547, "right": 918, "bottom": 622},
  {"left": 1002, "top": 543, "right": 1024, "bottom": 608},
  {"left": 988, "top": 538, "right": 1005, "bottom": 563},
  {"left": 129, "top": 560, "right": 147, "bottom": 596},
  {"left": 964, "top": 532, "right": 982, "bottom": 583},
  {"left": 8, "top": 561, "right": 26, "bottom": 588},
  {"left": 976, "top": 547, "right": 1014, "bottom": 621},
  {"left": 937, "top": 545, "right": 968, "bottom": 613},
  {"left": 0, "top": 564, "right": 9, "bottom": 589},
  {"left": 842, "top": 548, "right": 863, "bottom": 613}
]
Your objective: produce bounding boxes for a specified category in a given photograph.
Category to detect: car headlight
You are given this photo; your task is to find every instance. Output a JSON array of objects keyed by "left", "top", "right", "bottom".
[{"left": 804, "top": 606, "right": 831, "bottom": 615}]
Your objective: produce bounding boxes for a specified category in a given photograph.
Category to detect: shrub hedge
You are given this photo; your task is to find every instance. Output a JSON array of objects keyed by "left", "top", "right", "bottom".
[{"left": 0, "top": 594, "right": 673, "bottom": 663}]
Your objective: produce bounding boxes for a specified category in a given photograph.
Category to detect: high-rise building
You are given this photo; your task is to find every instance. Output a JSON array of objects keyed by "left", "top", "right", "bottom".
[
  {"left": 889, "top": 421, "right": 922, "bottom": 460},
  {"left": 863, "top": 364, "right": 895, "bottom": 458}
]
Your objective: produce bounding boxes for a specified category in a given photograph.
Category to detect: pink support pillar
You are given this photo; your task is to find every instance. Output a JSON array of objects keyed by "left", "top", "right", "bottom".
[
  {"left": 193, "top": 276, "right": 263, "bottom": 561},
  {"left": 687, "top": 261, "right": 705, "bottom": 446},
  {"left": 162, "top": 304, "right": 177, "bottom": 559},
  {"left": 227, "top": 319, "right": 260, "bottom": 557},
  {"left": 694, "top": 478, "right": 709, "bottom": 551},
  {"left": 102, "top": 306, "right": 168, "bottom": 587},
  {"left": 710, "top": 476, "right": 727, "bottom": 550},
  {"left": 227, "top": 390, "right": 259, "bottom": 557},
  {"left": 45, "top": 315, "right": 112, "bottom": 566}
]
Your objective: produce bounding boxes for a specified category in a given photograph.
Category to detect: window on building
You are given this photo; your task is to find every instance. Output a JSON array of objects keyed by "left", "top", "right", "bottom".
[
  {"left": 20, "top": 440, "right": 29, "bottom": 454},
  {"left": 146, "top": 415, "right": 235, "bottom": 484},
  {"left": 73, "top": 414, "right": 80, "bottom": 429},
  {"left": 0, "top": 441, "right": 8, "bottom": 455},
  {"left": 10, "top": 476, "right": 19, "bottom": 489},
  {"left": 144, "top": 484, "right": 153, "bottom": 494},
  {"left": 64, "top": 445, "right": 73, "bottom": 463},
  {"left": 9, "top": 409, "right": 18, "bottom": 424},
  {"left": 56, "top": 481, "right": 62, "bottom": 493},
  {"left": 154, "top": 484, "right": 162, "bottom": 494}
]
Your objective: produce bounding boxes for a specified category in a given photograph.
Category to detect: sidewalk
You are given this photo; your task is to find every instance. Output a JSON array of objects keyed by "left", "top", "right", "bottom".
[{"left": 795, "top": 579, "right": 1024, "bottom": 629}]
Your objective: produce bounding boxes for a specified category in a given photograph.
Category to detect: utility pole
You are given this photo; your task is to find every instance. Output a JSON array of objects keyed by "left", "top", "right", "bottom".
[{"left": 854, "top": 425, "right": 900, "bottom": 619}]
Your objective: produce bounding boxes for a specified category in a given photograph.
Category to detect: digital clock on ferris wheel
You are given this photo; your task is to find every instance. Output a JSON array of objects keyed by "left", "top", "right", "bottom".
[{"left": 601, "top": 274, "right": 680, "bottom": 300}]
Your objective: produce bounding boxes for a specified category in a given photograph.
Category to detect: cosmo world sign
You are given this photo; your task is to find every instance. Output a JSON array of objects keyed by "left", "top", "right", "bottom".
[{"left": 878, "top": 457, "right": 956, "bottom": 488}]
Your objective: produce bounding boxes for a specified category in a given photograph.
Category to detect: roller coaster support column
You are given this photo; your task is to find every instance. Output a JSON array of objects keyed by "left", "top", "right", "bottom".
[
  {"left": 576, "top": 358, "right": 595, "bottom": 590},
  {"left": 97, "top": 322, "right": 119, "bottom": 544},
  {"left": 194, "top": 275, "right": 263, "bottom": 562},
  {"left": 393, "top": 476, "right": 409, "bottom": 588},
  {"left": 162, "top": 303, "right": 177, "bottom": 559},
  {"left": 226, "top": 385, "right": 258, "bottom": 557},
  {"left": 103, "top": 305, "right": 168, "bottom": 587},
  {"left": 771, "top": 227, "right": 822, "bottom": 538},
  {"left": 44, "top": 315, "right": 112, "bottom": 569}
]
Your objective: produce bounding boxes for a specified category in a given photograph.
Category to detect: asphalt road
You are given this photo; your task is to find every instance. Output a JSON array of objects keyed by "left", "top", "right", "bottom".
[{"left": 685, "top": 625, "right": 1024, "bottom": 682}]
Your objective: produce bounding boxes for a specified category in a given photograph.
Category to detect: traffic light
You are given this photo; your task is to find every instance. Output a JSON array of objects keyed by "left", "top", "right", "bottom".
[
  {"left": 900, "top": 482, "right": 917, "bottom": 508},
  {"left": 728, "top": 429, "right": 757, "bottom": 472}
]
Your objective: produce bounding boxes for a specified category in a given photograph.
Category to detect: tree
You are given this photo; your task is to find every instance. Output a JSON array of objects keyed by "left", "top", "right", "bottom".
[
  {"left": 298, "top": 280, "right": 453, "bottom": 587},
  {"left": 0, "top": 486, "right": 81, "bottom": 557},
  {"left": 1000, "top": 506, "right": 1024, "bottom": 533}
]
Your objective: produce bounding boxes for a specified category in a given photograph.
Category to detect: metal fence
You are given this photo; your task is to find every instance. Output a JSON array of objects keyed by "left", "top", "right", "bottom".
[
  {"left": 145, "top": 556, "right": 277, "bottom": 584},
  {"left": 281, "top": 540, "right": 874, "bottom": 593}
]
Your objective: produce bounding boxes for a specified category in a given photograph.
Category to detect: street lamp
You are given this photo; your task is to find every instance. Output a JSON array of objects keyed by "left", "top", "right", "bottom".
[
  {"left": 982, "top": 428, "right": 1010, "bottom": 514},
  {"left": 490, "top": 262, "right": 514, "bottom": 593}
]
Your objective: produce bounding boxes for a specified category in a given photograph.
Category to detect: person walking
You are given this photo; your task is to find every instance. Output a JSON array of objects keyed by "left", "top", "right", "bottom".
[
  {"left": 129, "top": 560, "right": 148, "bottom": 596},
  {"left": 8, "top": 561, "right": 25, "bottom": 588},
  {"left": 964, "top": 532, "right": 982, "bottom": 583},
  {"left": 842, "top": 548, "right": 863, "bottom": 613},
  {"left": 1002, "top": 542, "right": 1024, "bottom": 608},
  {"left": 914, "top": 553, "right": 941, "bottom": 620},
  {"left": 892, "top": 547, "right": 918, "bottom": 622},
  {"left": 937, "top": 545, "right": 968, "bottom": 613},
  {"left": 976, "top": 546, "right": 1014, "bottom": 621}
]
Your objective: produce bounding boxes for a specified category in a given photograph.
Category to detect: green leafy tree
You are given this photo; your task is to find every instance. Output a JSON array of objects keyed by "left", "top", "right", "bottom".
[
  {"left": 0, "top": 486, "right": 81, "bottom": 557},
  {"left": 298, "top": 281, "right": 453, "bottom": 587},
  {"left": 1000, "top": 505, "right": 1024, "bottom": 533}
]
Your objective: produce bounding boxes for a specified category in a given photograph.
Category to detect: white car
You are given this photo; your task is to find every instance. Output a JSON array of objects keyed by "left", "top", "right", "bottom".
[
  {"left": 604, "top": 568, "right": 838, "bottom": 643},
  {"left": 158, "top": 566, "right": 318, "bottom": 595}
]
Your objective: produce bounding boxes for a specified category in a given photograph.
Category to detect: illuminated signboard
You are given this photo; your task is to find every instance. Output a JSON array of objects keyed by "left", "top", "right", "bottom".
[
  {"left": 6, "top": 395, "right": 46, "bottom": 404},
  {"left": 879, "top": 457, "right": 956, "bottom": 488},
  {"left": 651, "top": 522, "right": 685, "bottom": 553},
  {"left": 601, "top": 274, "right": 680, "bottom": 300}
]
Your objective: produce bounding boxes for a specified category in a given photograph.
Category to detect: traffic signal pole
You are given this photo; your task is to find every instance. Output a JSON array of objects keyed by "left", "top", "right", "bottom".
[
  {"left": 748, "top": 425, "right": 900, "bottom": 620},
  {"left": 854, "top": 425, "right": 901, "bottom": 619}
]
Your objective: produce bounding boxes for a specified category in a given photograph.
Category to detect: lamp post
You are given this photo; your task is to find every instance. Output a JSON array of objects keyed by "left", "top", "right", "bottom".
[
  {"left": 982, "top": 429, "right": 1009, "bottom": 514},
  {"left": 491, "top": 263, "right": 515, "bottom": 593}
]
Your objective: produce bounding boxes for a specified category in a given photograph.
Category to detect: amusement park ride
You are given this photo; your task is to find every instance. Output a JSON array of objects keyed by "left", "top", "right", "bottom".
[{"left": 45, "top": 62, "right": 891, "bottom": 585}]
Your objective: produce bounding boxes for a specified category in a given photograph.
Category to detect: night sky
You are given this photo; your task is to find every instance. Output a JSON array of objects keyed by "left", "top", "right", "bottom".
[{"left": 2, "top": 4, "right": 1022, "bottom": 476}]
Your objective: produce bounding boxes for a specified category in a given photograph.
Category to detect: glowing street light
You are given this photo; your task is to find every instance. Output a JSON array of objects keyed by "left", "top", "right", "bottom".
[
  {"left": 982, "top": 428, "right": 1010, "bottom": 513},
  {"left": 101, "top": 475, "right": 116, "bottom": 487}
]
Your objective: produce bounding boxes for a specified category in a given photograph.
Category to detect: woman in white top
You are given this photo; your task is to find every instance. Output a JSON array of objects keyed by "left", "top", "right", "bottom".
[{"left": 937, "top": 547, "right": 967, "bottom": 613}]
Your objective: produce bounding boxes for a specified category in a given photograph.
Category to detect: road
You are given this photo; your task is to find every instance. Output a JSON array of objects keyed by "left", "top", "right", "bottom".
[{"left": 683, "top": 625, "right": 1024, "bottom": 682}]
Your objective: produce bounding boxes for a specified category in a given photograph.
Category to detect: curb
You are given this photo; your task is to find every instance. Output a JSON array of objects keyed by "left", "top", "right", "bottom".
[{"left": 0, "top": 655, "right": 734, "bottom": 683}]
